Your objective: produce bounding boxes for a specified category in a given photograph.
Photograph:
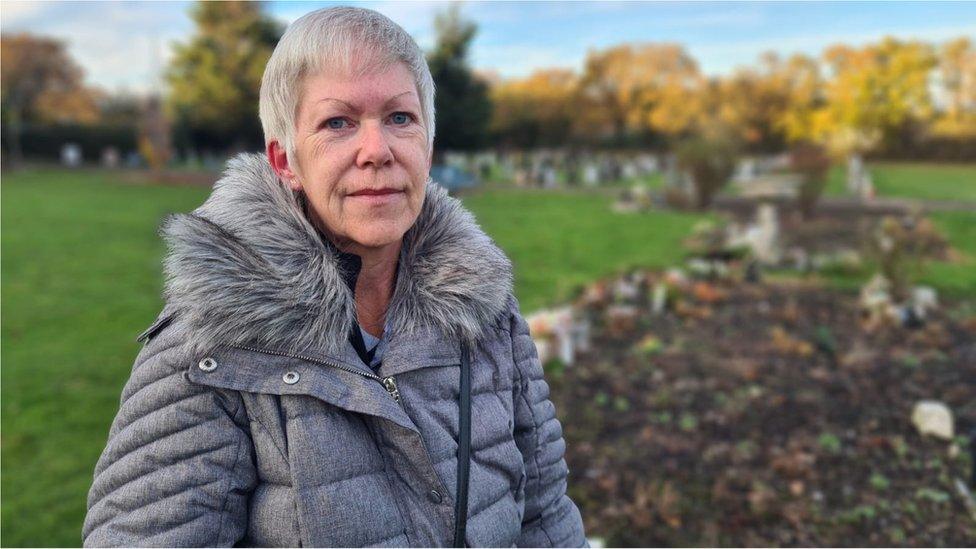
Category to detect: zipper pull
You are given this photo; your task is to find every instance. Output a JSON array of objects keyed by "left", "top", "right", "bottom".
[{"left": 382, "top": 376, "right": 400, "bottom": 403}]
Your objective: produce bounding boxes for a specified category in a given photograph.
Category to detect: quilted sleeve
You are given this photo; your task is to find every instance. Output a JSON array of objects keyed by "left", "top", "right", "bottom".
[
  {"left": 508, "top": 296, "right": 587, "bottom": 548},
  {"left": 82, "top": 325, "right": 257, "bottom": 547}
]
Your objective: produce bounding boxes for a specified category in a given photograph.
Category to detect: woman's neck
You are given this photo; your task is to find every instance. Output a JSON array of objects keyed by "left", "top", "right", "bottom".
[
  {"left": 301, "top": 196, "right": 401, "bottom": 338},
  {"left": 342, "top": 238, "right": 401, "bottom": 338}
]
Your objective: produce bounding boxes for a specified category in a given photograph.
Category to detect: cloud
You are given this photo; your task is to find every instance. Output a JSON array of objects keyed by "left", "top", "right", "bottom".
[
  {"left": 1, "top": 1, "right": 192, "bottom": 94},
  {"left": 4, "top": 1, "right": 973, "bottom": 94},
  {"left": 1, "top": 1, "right": 50, "bottom": 26}
]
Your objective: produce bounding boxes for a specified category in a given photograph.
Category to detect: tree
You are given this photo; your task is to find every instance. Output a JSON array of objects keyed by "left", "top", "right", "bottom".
[
  {"left": 1, "top": 33, "right": 99, "bottom": 164},
  {"left": 427, "top": 5, "right": 492, "bottom": 153},
  {"left": 775, "top": 54, "right": 826, "bottom": 146},
  {"left": 675, "top": 135, "right": 739, "bottom": 210},
  {"left": 715, "top": 52, "right": 823, "bottom": 154},
  {"left": 790, "top": 141, "right": 831, "bottom": 219},
  {"left": 578, "top": 43, "right": 703, "bottom": 146},
  {"left": 165, "top": 1, "right": 282, "bottom": 154},
  {"left": 490, "top": 69, "right": 579, "bottom": 148},
  {"left": 932, "top": 37, "right": 976, "bottom": 137},
  {"left": 813, "top": 38, "right": 936, "bottom": 155}
]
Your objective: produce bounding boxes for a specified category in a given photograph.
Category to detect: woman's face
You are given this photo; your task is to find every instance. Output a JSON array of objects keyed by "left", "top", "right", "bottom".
[{"left": 282, "top": 61, "right": 430, "bottom": 250}]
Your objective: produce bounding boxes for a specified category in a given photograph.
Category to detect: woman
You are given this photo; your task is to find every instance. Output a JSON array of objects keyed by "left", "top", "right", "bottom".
[{"left": 82, "top": 7, "right": 586, "bottom": 548}]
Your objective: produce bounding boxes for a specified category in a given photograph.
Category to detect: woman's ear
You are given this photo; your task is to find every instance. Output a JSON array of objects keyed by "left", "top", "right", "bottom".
[{"left": 266, "top": 140, "right": 302, "bottom": 192}]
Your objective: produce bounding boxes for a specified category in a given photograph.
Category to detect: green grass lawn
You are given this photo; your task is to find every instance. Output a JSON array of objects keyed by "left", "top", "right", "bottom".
[
  {"left": 464, "top": 189, "right": 705, "bottom": 312},
  {"left": 0, "top": 168, "right": 703, "bottom": 545},
  {"left": 2, "top": 169, "right": 210, "bottom": 546},
  {"left": 871, "top": 162, "right": 976, "bottom": 202},
  {"left": 823, "top": 163, "right": 848, "bottom": 197},
  {"left": 825, "top": 162, "right": 976, "bottom": 202},
  {"left": 922, "top": 210, "right": 976, "bottom": 296}
]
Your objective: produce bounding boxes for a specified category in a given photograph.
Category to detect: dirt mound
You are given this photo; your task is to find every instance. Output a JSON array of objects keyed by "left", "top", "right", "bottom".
[{"left": 552, "top": 278, "right": 976, "bottom": 546}]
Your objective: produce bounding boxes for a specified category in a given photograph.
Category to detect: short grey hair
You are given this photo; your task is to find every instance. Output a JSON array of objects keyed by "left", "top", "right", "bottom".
[{"left": 259, "top": 7, "right": 436, "bottom": 162}]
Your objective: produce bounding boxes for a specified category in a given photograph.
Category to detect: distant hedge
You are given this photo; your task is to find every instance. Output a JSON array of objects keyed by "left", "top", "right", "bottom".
[
  {"left": 5, "top": 123, "right": 138, "bottom": 162},
  {"left": 870, "top": 134, "right": 976, "bottom": 163}
]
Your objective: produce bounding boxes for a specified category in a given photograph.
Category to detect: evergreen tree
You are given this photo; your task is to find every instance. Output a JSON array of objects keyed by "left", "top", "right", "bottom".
[
  {"left": 166, "top": 1, "right": 282, "bottom": 154},
  {"left": 427, "top": 5, "right": 491, "bottom": 154}
]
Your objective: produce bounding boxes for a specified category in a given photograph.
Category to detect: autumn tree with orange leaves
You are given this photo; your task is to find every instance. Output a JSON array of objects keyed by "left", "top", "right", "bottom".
[
  {"left": 1, "top": 33, "right": 100, "bottom": 164},
  {"left": 577, "top": 43, "right": 704, "bottom": 146},
  {"left": 490, "top": 69, "right": 579, "bottom": 148},
  {"left": 488, "top": 35, "right": 973, "bottom": 159}
]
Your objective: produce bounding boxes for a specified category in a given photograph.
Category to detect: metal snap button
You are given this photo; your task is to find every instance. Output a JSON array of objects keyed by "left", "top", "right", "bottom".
[
  {"left": 198, "top": 357, "right": 218, "bottom": 372},
  {"left": 428, "top": 489, "right": 443, "bottom": 504},
  {"left": 282, "top": 371, "right": 300, "bottom": 385}
]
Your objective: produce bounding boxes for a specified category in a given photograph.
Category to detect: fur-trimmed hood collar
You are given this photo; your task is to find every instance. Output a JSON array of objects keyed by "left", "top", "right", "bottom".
[{"left": 160, "top": 153, "right": 513, "bottom": 356}]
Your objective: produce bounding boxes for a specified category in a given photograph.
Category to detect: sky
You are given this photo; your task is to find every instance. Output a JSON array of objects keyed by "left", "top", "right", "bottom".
[{"left": 2, "top": 1, "right": 974, "bottom": 95}]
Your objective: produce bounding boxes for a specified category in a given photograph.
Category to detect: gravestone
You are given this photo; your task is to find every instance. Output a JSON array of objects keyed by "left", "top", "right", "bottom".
[{"left": 60, "top": 143, "right": 82, "bottom": 167}]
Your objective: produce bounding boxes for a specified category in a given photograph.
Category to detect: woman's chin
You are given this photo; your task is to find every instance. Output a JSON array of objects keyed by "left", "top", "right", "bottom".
[{"left": 345, "top": 223, "right": 409, "bottom": 250}]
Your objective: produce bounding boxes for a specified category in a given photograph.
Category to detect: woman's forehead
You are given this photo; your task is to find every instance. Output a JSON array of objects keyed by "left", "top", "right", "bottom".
[{"left": 301, "top": 62, "right": 419, "bottom": 111}]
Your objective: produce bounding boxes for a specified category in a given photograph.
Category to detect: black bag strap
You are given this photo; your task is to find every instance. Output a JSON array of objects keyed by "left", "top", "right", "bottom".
[{"left": 453, "top": 343, "right": 472, "bottom": 547}]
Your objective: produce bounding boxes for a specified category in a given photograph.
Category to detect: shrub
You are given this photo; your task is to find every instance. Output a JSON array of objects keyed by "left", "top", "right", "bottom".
[
  {"left": 675, "top": 136, "right": 738, "bottom": 209},
  {"left": 866, "top": 215, "right": 947, "bottom": 299},
  {"left": 790, "top": 142, "right": 831, "bottom": 219}
]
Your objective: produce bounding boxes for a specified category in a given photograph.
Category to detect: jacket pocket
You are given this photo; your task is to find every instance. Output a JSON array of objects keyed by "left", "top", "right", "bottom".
[{"left": 185, "top": 346, "right": 419, "bottom": 433}]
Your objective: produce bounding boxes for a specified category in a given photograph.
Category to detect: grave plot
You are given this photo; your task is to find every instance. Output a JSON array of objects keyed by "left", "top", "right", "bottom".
[{"left": 544, "top": 271, "right": 975, "bottom": 546}]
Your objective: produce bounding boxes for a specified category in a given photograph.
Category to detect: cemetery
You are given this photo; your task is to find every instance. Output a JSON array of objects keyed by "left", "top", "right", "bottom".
[
  {"left": 4, "top": 144, "right": 975, "bottom": 546},
  {"left": 484, "top": 148, "right": 976, "bottom": 546},
  {"left": 3, "top": 2, "right": 975, "bottom": 545}
]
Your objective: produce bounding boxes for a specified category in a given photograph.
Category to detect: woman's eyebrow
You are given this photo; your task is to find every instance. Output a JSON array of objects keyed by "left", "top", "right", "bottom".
[
  {"left": 313, "top": 92, "right": 417, "bottom": 112},
  {"left": 383, "top": 91, "right": 419, "bottom": 109},
  {"left": 315, "top": 98, "right": 355, "bottom": 110}
]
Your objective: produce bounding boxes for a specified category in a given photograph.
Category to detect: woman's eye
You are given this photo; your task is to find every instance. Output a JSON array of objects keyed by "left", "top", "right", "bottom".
[
  {"left": 324, "top": 117, "right": 349, "bottom": 130},
  {"left": 390, "top": 112, "right": 412, "bottom": 125}
]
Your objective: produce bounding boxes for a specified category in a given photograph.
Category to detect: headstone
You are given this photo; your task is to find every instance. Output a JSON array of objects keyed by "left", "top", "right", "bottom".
[
  {"left": 859, "top": 173, "right": 875, "bottom": 201},
  {"left": 733, "top": 158, "right": 758, "bottom": 183},
  {"left": 753, "top": 204, "right": 780, "bottom": 263},
  {"left": 542, "top": 166, "right": 558, "bottom": 188},
  {"left": 651, "top": 282, "right": 668, "bottom": 315},
  {"left": 571, "top": 317, "right": 592, "bottom": 353},
  {"left": 582, "top": 163, "right": 600, "bottom": 187},
  {"left": 848, "top": 154, "right": 871, "bottom": 198},
  {"left": 60, "top": 143, "right": 82, "bottom": 167},
  {"left": 638, "top": 154, "right": 659, "bottom": 174},
  {"left": 910, "top": 286, "right": 938, "bottom": 317},
  {"left": 100, "top": 147, "right": 120, "bottom": 168},
  {"left": 526, "top": 307, "right": 576, "bottom": 365},
  {"left": 621, "top": 161, "right": 637, "bottom": 180},
  {"left": 912, "top": 400, "right": 954, "bottom": 440},
  {"left": 728, "top": 203, "right": 782, "bottom": 265},
  {"left": 125, "top": 150, "right": 143, "bottom": 168},
  {"left": 613, "top": 276, "right": 640, "bottom": 303}
]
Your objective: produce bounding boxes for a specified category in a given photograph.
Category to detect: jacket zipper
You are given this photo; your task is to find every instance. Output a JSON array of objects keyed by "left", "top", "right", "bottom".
[{"left": 234, "top": 345, "right": 401, "bottom": 403}]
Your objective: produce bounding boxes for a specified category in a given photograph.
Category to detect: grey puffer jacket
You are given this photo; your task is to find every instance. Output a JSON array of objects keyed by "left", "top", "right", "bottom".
[{"left": 82, "top": 154, "right": 587, "bottom": 547}]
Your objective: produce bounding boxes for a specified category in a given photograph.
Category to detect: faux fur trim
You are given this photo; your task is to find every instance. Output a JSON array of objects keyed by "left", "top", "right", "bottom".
[{"left": 160, "top": 152, "right": 513, "bottom": 356}]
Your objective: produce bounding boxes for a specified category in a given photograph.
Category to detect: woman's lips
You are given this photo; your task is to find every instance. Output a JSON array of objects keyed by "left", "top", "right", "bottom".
[
  {"left": 347, "top": 188, "right": 404, "bottom": 204},
  {"left": 349, "top": 188, "right": 401, "bottom": 196}
]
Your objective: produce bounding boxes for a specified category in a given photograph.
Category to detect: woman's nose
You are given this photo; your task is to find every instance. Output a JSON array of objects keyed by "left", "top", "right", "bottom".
[{"left": 355, "top": 121, "right": 394, "bottom": 169}]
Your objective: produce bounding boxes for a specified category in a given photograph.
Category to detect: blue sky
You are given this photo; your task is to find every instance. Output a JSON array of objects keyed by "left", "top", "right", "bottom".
[{"left": 2, "top": 1, "right": 974, "bottom": 94}]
